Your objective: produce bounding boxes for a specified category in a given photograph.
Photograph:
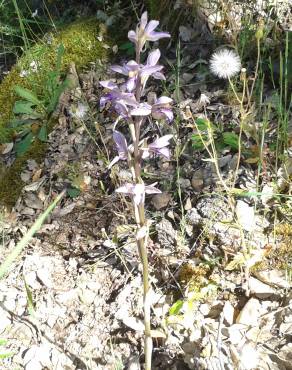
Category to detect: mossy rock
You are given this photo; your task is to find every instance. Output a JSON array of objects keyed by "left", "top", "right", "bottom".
[
  {"left": 0, "top": 18, "right": 108, "bottom": 208},
  {"left": 0, "top": 18, "right": 107, "bottom": 134}
]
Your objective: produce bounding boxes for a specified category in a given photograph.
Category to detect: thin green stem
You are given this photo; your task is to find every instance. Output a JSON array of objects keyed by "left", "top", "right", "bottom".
[{"left": 12, "top": 0, "right": 29, "bottom": 50}]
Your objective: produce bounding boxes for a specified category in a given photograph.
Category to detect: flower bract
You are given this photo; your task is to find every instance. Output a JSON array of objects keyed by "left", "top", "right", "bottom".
[
  {"left": 128, "top": 11, "right": 170, "bottom": 53},
  {"left": 116, "top": 182, "right": 161, "bottom": 205}
]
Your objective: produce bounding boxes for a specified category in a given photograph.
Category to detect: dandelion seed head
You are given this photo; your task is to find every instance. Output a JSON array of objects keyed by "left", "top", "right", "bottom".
[
  {"left": 210, "top": 49, "right": 241, "bottom": 79},
  {"left": 69, "top": 102, "right": 88, "bottom": 119}
]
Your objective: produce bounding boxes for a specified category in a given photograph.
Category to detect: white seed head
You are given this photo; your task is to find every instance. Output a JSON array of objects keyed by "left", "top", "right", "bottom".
[
  {"left": 210, "top": 49, "right": 241, "bottom": 79},
  {"left": 69, "top": 102, "right": 88, "bottom": 119}
]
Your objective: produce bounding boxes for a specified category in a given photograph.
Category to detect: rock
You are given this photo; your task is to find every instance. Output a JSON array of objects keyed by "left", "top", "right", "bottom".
[
  {"left": 199, "top": 303, "right": 210, "bottom": 316},
  {"left": 122, "top": 316, "right": 144, "bottom": 332},
  {"left": 23, "top": 344, "right": 51, "bottom": 369},
  {"left": 186, "top": 208, "right": 202, "bottom": 226},
  {"left": 151, "top": 192, "right": 171, "bottom": 210},
  {"left": 223, "top": 301, "right": 234, "bottom": 326},
  {"left": 222, "top": 323, "right": 247, "bottom": 344},
  {"left": 22, "top": 207, "right": 35, "bottom": 216},
  {"left": 227, "top": 154, "right": 239, "bottom": 172},
  {"left": 277, "top": 157, "right": 292, "bottom": 191},
  {"left": 237, "top": 341, "right": 260, "bottom": 370},
  {"left": 27, "top": 159, "right": 38, "bottom": 171},
  {"left": 279, "top": 314, "right": 292, "bottom": 335},
  {"left": 196, "top": 197, "right": 233, "bottom": 221},
  {"left": 255, "top": 269, "right": 290, "bottom": 289},
  {"left": 191, "top": 177, "right": 204, "bottom": 192},
  {"left": 21, "top": 171, "right": 32, "bottom": 182},
  {"left": 236, "top": 298, "right": 262, "bottom": 327},
  {"left": 211, "top": 222, "right": 242, "bottom": 247},
  {"left": 127, "top": 356, "right": 141, "bottom": 370},
  {"left": 277, "top": 343, "right": 292, "bottom": 364},
  {"left": 79, "top": 287, "right": 97, "bottom": 305},
  {"left": 191, "top": 169, "right": 204, "bottom": 192},
  {"left": 208, "top": 301, "right": 224, "bottom": 319},
  {"left": 261, "top": 183, "right": 274, "bottom": 205},
  {"left": 235, "top": 200, "right": 255, "bottom": 232},
  {"left": 1, "top": 142, "right": 13, "bottom": 154},
  {"left": 0, "top": 306, "right": 11, "bottom": 333},
  {"left": 24, "top": 193, "right": 43, "bottom": 210},
  {"left": 179, "top": 25, "right": 194, "bottom": 41},
  {"left": 218, "top": 154, "right": 232, "bottom": 168},
  {"left": 182, "top": 72, "right": 194, "bottom": 84},
  {"left": 184, "top": 197, "right": 192, "bottom": 211},
  {"left": 177, "top": 178, "right": 191, "bottom": 190},
  {"left": 25, "top": 271, "right": 40, "bottom": 289},
  {"left": 37, "top": 267, "right": 54, "bottom": 288},
  {"left": 156, "top": 219, "right": 177, "bottom": 249},
  {"left": 248, "top": 277, "right": 277, "bottom": 298},
  {"left": 25, "top": 360, "right": 42, "bottom": 370}
]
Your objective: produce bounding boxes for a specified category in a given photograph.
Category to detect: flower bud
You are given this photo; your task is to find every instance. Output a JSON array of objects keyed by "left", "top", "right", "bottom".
[{"left": 255, "top": 19, "right": 264, "bottom": 40}]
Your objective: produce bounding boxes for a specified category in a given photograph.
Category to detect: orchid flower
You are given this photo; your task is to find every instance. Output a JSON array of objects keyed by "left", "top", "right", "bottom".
[
  {"left": 116, "top": 182, "right": 161, "bottom": 205},
  {"left": 140, "top": 49, "right": 165, "bottom": 91},
  {"left": 128, "top": 11, "right": 170, "bottom": 53},
  {"left": 109, "top": 130, "right": 129, "bottom": 168},
  {"left": 130, "top": 102, "right": 152, "bottom": 117},
  {"left": 110, "top": 49, "right": 165, "bottom": 93},
  {"left": 101, "top": 12, "right": 172, "bottom": 369},
  {"left": 151, "top": 96, "right": 173, "bottom": 122},
  {"left": 99, "top": 80, "right": 138, "bottom": 108},
  {"left": 142, "top": 134, "right": 173, "bottom": 159}
]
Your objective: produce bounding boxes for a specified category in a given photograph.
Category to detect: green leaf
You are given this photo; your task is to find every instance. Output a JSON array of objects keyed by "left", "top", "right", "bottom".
[
  {"left": 119, "top": 42, "right": 135, "bottom": 56},
  {"left": 56, "top": 43, "right": 65, "bottom": 72},
  {"left": 14, "top": 85, "right": 41, "bottom": 105},
  {"left": 15, "top": 132, "right": 34, "bottom": 156},
  {"left": 8, "top": 118, "right": 30, "bottom": 128},
  {"left": 223, "top": 132, "right": 239, "bottom": 150},
  {"left": 67, "top": 187, "right": 81, "bottom": 198},
  {"left": 0, "top": 352, "right": 14, "bottom": 359},
  {"left": 191, "top": 134, "right": 207, "bottom": 150},
  {"left": 195, "top": 117, "right": 209, "bottom": 130},
  {"left": 0, "top": 339, "right": 7, "bottom": 346},
  {"left": 24, "top": 277, "right": 35, "bottom": 316},
  {"left": 119, "top": 41, "right": 134, "bottom": 50},
  {"left": 46, "top": 79, "right": 68, "bottom": 114},
  {"left": 0, "top": 191, "right": 65, "bottom": 280},
  {"left": 169, "top": 300, "right": 184, "bottom": 315},
  {"left": 13, "top": 100, "right": 35, "bottom": 114},
  {"left": 195, "top": 118, "right": 217, "bottom": 131},
  {"left": 38, "top": 124, "right": 47, "bottom": 142}
]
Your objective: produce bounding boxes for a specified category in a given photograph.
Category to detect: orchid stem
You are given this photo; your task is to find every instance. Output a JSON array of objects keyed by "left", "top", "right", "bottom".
[{"left": 132, "top": 45, "right": 153, "bottom": 369}]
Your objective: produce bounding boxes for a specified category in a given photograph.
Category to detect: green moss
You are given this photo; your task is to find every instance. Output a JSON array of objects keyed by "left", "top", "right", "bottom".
[
  {"left": 251, "top": 224, "right": 292, "bottom": 273},
  {"left": 0, "top": 139, "right": 47, "bottom": 208},
  {"left": 0, "top": 18, "right": 108, "bottom": 208},
  {"left": 179, "top": 263, "right": 210, "bottom": 293},
  {"left": 0, "top": 67, "right": 32, "bottom": 141}
]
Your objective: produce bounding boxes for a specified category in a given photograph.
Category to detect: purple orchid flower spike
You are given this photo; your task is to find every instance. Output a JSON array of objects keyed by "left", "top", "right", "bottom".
[
  {"left": 109, "top": 130, "right": 129, "bottom": 168},
  {"left": 116, "top": 182, "right": 161, "bottom": 205},
  {"left": 99, "top": 80, "right": 138, "bottom": 108},
  {"left": 110, "top": 49, "right": 164, "bottom": 93},
  {"left": 142, "top": 134, "right": 173, "bottom": 159},
  {"left": 152, "top": 96, "right": 173, "bottom": 123},
  {"left": 128, "top": 11, "right": 170, "bottom": 53}
]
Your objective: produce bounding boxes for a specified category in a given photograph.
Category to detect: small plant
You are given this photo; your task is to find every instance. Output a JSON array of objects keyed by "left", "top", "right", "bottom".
[
  {"left": 100, "top": 11, "right": 171, "bottom": 369},
  {"left": 10, "top": 44, "right": 68, "bottom": 156}
]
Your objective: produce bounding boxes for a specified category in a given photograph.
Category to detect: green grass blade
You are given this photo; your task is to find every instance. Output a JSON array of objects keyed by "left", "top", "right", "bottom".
[{"left": 0, "top": 190, "right": 65, "bottom": 280}]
